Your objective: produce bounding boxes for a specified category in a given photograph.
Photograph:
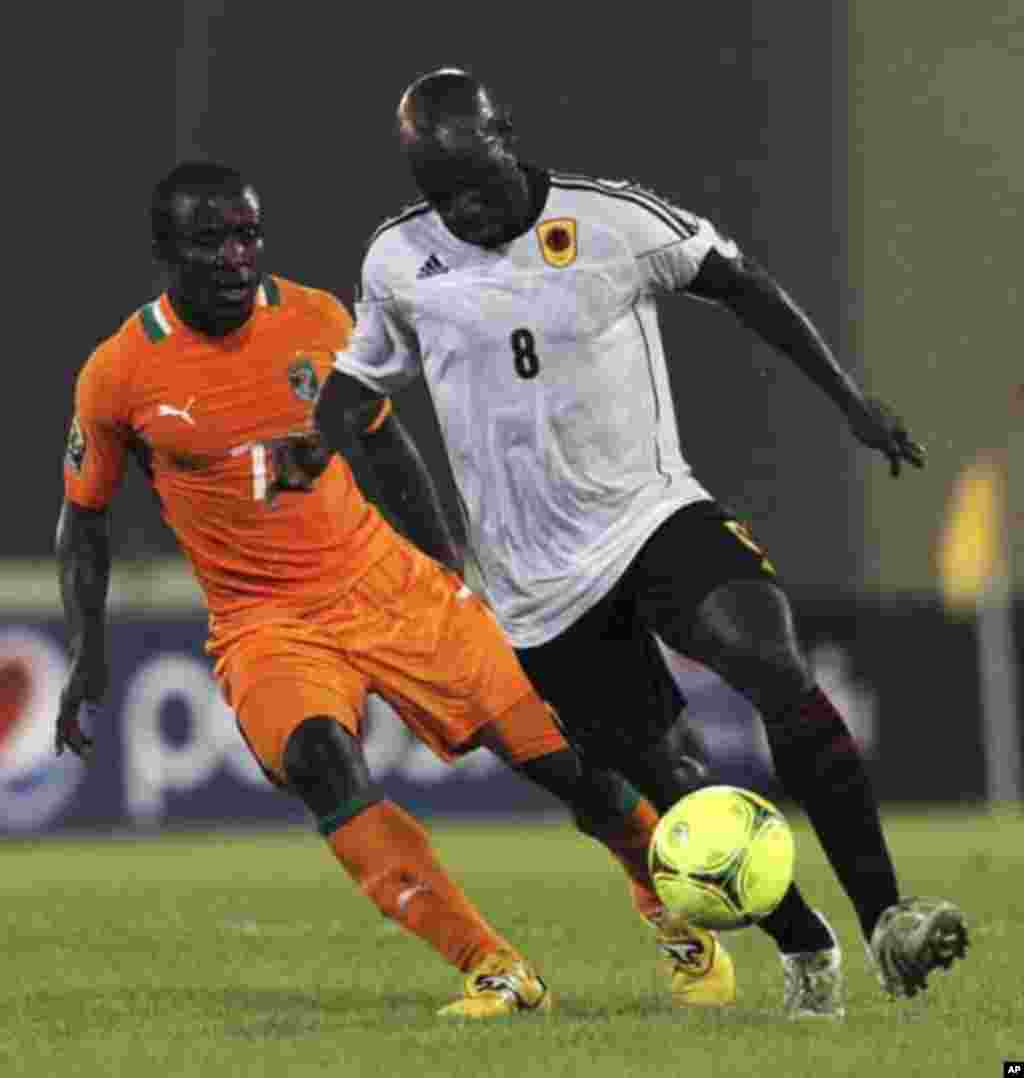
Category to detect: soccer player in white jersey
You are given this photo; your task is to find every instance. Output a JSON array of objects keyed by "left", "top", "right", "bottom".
[{"left": 312, "top": 69, "right": 968, "bottom": 1015}]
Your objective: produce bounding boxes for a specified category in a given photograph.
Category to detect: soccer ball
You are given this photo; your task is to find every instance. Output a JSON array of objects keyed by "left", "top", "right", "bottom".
[{"left": 648, "top": 785, "right": 795, "bottom": 931}]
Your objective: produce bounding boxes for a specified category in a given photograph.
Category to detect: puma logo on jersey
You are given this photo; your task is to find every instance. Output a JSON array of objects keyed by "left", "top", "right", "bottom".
[
  {"left": 416, "top": 253, "right": 449, "bottom": 279},
  {"left": 157, "top": 397, "right": 197, "bottom": 425}
]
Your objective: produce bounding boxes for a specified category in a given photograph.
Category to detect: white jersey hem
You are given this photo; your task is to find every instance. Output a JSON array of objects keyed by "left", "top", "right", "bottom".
[{"left": 497, "top": 491, "right": 713, "bottom": 650}]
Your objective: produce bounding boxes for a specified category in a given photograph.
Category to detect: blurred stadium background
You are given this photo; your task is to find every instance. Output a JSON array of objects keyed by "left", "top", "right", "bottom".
[{"left": 2, "top": 4, "right": 1019, "bottom": 835}]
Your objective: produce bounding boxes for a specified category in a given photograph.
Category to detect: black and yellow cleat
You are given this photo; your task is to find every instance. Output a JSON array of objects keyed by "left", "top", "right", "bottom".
[
  {"left": 651, "top": 909, "right": 737, "bottom": 1006},
  {"left": 438, "top": 949, "right": 553, "bottom": 1018}
]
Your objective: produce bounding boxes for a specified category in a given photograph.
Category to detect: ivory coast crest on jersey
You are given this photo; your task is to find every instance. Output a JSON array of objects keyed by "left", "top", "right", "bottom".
[{"left": 287, "top": 358, "right": 320, "bottom": 402}]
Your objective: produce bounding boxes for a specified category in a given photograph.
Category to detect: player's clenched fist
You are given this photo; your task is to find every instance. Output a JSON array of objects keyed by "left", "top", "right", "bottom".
[
  {"left": 264, "top": 431, "right": 333, "bottom": 506},
  {"left": 54, "top": 652, "right": 104, "bottom": 760}
]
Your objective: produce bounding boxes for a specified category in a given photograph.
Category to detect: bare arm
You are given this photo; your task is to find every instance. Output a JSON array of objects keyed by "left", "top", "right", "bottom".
[
  {"left": 54, "top": 499, "right": 111, "bottom": 758},
  {"left": 689, "top": 249, "right": 925, "bottom": 476},
  {"left": 314, "top": 371, "right": 462, "bottom": 571}
]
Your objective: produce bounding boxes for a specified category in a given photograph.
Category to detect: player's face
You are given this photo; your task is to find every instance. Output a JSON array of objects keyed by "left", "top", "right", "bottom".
[
  {"left": 165, "top": 186, "right": 264, "bottom": 333},
  {"left": 405, "top": 115, "right": 531, "bottom": 248}
]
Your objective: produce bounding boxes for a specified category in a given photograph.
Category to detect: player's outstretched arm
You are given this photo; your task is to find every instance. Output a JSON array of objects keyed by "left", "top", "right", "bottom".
[
  {"left": 54, "top": 499, "right": 111, "bottom": 759},
  {"left": 315, "top": 371, "right": 462, "bottom": 572},
  {"left": 687, "top": 249, "right": 925, "bottom": 477}
]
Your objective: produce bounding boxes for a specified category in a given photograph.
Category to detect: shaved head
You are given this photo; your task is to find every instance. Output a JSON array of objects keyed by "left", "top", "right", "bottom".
[
  {"left": 395, "top": 68, "right": 531, "bottom": 247},
  {"left": 397, "top": 68, "right": 503, "bottom": 148}
]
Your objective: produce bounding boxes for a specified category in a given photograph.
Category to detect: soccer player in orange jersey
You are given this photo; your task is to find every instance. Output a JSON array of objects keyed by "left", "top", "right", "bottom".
[{"left": 53, "top": 162, "right": 732, "bottom": 1017}]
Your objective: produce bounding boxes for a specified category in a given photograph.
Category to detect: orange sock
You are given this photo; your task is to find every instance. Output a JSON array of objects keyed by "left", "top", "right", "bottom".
[
  {"left": 590, "top": 797, "right": 664, "bottom": 922},
  {"left": 327, "top": 800, "right": 511, "bottom": 972}
]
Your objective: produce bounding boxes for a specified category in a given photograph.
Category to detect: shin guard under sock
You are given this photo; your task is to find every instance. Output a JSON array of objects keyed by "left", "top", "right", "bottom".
[
  {"left": 758, "top": 883, "right": 834, "bottom": 953},
  {"left": 327, "top": 800, "right": 509, "bottom": 972}
]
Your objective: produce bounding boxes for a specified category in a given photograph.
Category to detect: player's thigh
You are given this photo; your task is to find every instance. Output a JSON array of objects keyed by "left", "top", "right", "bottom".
[
  {"left": 686, "top": 578, "right": 813, "bottom": 708},
  {"left": 343, "top": 544, "right": 541, "bottom": 763},
  {"left": 514, "top": 588, "right": 684, "bottom": 766},
  {"left": 631, "top": 500, "right": 779, "bottom": 654},
  {"left": 631, "top": 503, "right": 812, "bottom": 704},
  {"left": 215, "top": 625, "right": 368, "bottom": 783},
  {"left": 467, "top": 692, "right": 568, "bottom": 768}
]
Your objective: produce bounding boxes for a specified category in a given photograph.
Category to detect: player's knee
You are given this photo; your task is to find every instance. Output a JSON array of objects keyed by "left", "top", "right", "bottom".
[
  {"left": 282, "top": 715, "right": 377, "bottom": 824},
  {"left": 693, "top": 580, "right": 813, "bottom": 708},
  {"left": 626, "top": 756, "right": 709, "bottom": 814},
  {"left": 282, "top": 715, "right": 363, "bottom": 786}
]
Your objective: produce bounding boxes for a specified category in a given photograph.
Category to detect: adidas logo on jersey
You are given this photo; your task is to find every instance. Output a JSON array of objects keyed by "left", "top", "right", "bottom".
[{"left": 416, "top": 254, "right": 449, "bottom": 279}]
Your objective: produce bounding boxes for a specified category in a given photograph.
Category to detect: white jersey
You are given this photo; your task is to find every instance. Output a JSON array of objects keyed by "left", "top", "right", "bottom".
[{"left": 334, "top": 169, "right": 739, "bottom": 647}]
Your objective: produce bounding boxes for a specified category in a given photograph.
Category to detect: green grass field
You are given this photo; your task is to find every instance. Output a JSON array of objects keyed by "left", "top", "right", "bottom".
[{"left": 1, "top": 809, "right": 1020, "bottom": 1077}]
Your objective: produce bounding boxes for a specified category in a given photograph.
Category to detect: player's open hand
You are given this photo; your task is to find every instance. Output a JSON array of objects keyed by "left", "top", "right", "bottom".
[
  {"left": 845, "top": 397, "right": 926, "bottom": 477},
  {"left": 264, "top": 431, "right": 333, "bottom": 507},
  {"left": 54, "top": 652, "right": 105, "bottom": 760}
]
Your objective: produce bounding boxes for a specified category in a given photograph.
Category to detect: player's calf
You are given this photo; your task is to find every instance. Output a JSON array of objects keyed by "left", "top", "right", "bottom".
[{"left": 284, "top": 716, "right": 522, "bottom": 978}]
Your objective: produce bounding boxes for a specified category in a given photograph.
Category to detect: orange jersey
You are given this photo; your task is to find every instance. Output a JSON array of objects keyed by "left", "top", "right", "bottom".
[{"left": 64, "top": 275, "right": 397, "bottom": 629}]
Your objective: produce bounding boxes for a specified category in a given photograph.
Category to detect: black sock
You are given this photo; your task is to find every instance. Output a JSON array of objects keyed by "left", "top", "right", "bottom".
[
  {"left": 758, "top": 883, "right": 833, "bottom": 953},
  {"left": 764, "top": 686, "right": 900, "bottom": 940}
]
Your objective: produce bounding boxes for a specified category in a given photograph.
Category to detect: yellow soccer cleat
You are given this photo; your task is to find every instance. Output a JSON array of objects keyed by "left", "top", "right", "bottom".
[
  {"left": 438, "top": 949, "right": 553, "bottom": 1018},
  {"left": 652, "top": 909, "right": 737, "bottom": 1006}
]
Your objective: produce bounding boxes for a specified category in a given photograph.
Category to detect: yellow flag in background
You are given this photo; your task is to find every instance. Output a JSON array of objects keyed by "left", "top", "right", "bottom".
[{"left": 937, "top": 452, "right": 1008, "bottom": 611}]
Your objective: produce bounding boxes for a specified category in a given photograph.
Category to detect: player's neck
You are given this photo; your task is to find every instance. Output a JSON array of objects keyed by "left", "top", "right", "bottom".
[
  {"left": 166, "top": 287, "right": 255, "bottom": 339},
  {"left": 474, "top": 164, "right": 549, "bottom": 249},
  {"left": 505, "top": 163, "right": 549, "bottom": 242}
]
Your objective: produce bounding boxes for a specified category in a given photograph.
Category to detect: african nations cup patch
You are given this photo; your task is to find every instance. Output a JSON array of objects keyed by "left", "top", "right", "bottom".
[
  {"left": 65, "top": 417, "right": 86, "bottom": 472},
  {"left": 287, "top": 358, "right": 320, "bottom": 402},
  {"left": 536, "top": 218, "right": 577, "bottom": 268}
]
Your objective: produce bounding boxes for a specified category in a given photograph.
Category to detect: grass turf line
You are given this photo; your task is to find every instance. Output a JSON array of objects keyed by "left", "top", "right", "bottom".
[{"left": 0, "top": 809, "right": 1020, "bottom": 1077}]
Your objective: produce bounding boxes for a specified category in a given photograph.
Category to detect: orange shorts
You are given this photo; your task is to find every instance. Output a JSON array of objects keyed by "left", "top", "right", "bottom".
[{"left": 209, "top": 541, "right": 565, "bottom": 781}]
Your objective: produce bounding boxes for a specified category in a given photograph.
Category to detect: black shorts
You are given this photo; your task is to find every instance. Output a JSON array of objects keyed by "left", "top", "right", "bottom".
[{"left": 514, "top": 500, "right": 778, "bottom": 764}]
